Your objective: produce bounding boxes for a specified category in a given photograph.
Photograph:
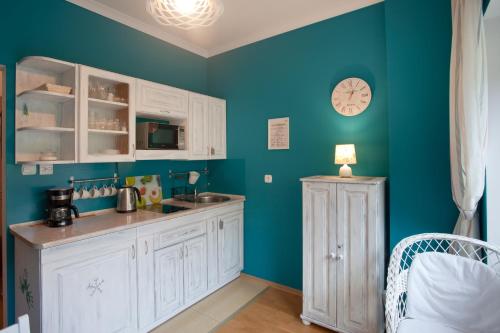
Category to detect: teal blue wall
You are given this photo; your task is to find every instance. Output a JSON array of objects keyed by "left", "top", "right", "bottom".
[
  {"left": 0, "top": 0, "right": 466, "bottom": 324},
  {"left": 0, "top": 0, "right": 208, "bottom": 323},
  {"left": 384, "top": 0, "right": 457, "bottom": 249},
  {"left": 207, "top": 4, "right": 389, "bottom": 290}
]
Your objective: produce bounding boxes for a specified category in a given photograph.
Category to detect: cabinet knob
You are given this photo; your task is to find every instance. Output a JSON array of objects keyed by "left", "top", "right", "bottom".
[{"left": 329, "top": 252, "right": 343, "bottom": 261}]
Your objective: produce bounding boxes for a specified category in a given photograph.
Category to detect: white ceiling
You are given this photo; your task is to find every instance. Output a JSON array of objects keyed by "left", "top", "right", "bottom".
[
  {"left": 486, "top": 0, "right": 500, "bottom": 20},
  {"left": 67, "top": 0, "right": 383, "bottom": 57}
]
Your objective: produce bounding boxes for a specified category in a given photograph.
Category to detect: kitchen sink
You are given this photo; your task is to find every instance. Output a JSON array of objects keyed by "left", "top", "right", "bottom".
[{"left": 195, "top": 194, "right": 231, "bottom": 204}]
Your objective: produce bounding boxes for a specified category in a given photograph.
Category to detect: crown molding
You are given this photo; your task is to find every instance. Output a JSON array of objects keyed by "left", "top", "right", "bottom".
[
  {"left": 206, "top": 0, "right": 383, "bottom": 57},
  {"left": 67, "top": 0, "right": 383, "bottom": 59},
  {"left": 66, "top": 0, "right": 210, "bottom": 57}
]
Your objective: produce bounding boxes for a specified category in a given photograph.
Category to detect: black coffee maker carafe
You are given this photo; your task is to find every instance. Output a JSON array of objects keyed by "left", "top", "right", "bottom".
[{"left": 46, "top": 187, "right": 79, "bottom": 227}]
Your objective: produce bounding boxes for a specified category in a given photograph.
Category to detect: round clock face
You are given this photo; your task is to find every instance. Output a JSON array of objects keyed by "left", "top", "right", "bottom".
[{"left": 331, "top": 78, "right": 372, "bottom": 116}]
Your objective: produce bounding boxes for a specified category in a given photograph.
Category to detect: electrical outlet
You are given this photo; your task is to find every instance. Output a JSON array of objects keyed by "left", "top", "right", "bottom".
[
  {"left": 264, "top": 175, "right": 272, "bottom": 183},
  {"left": 39, "top": 164, "right": 53, "bottom": 175},
  {"left": 21, "top": 164, "right": 37, "bottom": 176}
]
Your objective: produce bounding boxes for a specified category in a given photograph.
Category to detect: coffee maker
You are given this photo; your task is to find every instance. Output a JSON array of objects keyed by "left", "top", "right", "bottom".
[{"left": 46, "top": 187, "right": 79, "bottom": 227}]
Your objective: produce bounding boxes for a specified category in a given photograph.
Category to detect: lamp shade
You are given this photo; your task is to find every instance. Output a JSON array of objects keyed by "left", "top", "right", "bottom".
[{"left": 335, "top": 144, "right": 357, "bottom": 165}]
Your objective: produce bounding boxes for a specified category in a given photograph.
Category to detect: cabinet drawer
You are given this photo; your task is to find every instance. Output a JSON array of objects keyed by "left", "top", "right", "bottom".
[{"left": 155, "top": 222, "right": 206, "bottom": 250}]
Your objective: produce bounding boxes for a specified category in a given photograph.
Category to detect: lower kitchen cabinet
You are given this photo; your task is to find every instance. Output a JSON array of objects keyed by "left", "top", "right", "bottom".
[
  {"left": 218, "top": 211, "right": 244, "bottom": 284},
  {"left": 155, "top": 243, "right": 185, "bottom": 319},
  {"left": 184, "top": 235, "right": 208, "bottom": 303},
  {"left": 14, "top": 202, "right": 244, "bottom": 333},
  {"left": 35, "top": 230, "right": 138, "bottom": 333}
]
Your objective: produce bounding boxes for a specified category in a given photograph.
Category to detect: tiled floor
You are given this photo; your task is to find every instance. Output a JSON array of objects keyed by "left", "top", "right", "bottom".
[{"left": 151, "top": 277, "right": 268, "bottom": 333}]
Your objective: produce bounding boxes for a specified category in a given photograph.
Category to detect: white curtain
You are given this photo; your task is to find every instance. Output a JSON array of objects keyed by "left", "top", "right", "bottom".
[{"left": 450, "top": 0, "right": 488, "bottom": 239}]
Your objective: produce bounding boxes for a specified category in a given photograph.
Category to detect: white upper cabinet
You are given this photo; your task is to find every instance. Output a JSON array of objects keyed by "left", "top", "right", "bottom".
[
  {"left": 15, "top": 57, "right": 78, "bottom": 164},
  {"left": 188, "top": 93, "right": 209, "bottom": 160},
  {"left": 208, "top": 97, "right": 227, "bottom": 159},
  {"left": 136, "top": 79, "right": 188, "bottom": 120},
  {"left": 188, "top": 93, "right": 227, "bottom": 160},
  {"left": 79, "top": 65, "right": 136, "bottom": 163}
]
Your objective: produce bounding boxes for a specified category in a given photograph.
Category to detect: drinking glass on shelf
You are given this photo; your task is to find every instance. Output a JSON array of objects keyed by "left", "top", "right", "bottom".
[
  {"left": 89, "top": 80, "right": 98, "bottom": 98},
  {"left": 97, "top": 115, "right": 107, "bottom": 130},
  {"left": 97, "top": 81, "right": 107, "bottom": 100},
  {"left": 89, "top": 111, "right": 97, "bottom": 129},
  {"left": 105, "top": 118, "right": 115, "bottom": 130},
  {"left": 113, "top": 119, "right": 120, "bottom": 131}
]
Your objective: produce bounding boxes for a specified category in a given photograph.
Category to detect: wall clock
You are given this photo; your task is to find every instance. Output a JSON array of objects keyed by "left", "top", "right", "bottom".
[{"left": 331, "top": 77, "right": 372, "bottom": 116}]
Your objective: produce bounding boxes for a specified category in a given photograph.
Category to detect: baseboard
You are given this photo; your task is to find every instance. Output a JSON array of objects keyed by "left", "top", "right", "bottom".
[{"left": 240, "top": 273, "right": 302, "bottom": 296}]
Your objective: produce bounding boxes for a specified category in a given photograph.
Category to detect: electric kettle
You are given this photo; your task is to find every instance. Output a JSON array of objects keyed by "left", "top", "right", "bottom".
[{"left": 116, "top": 186, "right": 142, "bottom": 213}]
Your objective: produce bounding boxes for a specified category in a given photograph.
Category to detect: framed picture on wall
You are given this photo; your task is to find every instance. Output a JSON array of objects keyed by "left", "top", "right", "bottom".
[{"left": 268, "top": 117, "right": 289, "bottom": 150}]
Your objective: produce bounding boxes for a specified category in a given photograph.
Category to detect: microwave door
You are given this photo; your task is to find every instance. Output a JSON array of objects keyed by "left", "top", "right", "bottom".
[{"left": 148, "top": 124, "right": 178, "bottom": 149}]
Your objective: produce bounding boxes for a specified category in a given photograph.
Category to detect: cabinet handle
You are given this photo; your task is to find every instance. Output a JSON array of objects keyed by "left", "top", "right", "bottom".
[
  {"left": 219, "top": 220, "right": 224, "bottom": 230},
  {"left": 185, "top": 246, "right": 189, "bottom": 258},
  {"left": 212, "top": 221, "right": 215, "bottom": 232},
  {"left": 211, "top": 147, "right": 215, "bottom": 155},
  {"left": 329, "top": 252, "right": 343, "bottom": 261},
  {"left": 132, "top": 245, "right": 136, "bottom": 259},
  {"left": 145, "top": 240, "right": 149, "bottom": 255},
  {"left": 160, "top": 110, "right": 171, "bottom": 114}
]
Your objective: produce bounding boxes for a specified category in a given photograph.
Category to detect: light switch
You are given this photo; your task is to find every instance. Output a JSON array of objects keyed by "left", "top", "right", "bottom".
[
  {"left": 264, "top": 175, "right": 272, "bottom": 183},
  {"left": 39, "top": 164, "right": 53, "bottom": 175},
  {"left": 21, "top": 164, "right": 37, "bottom": 176}
]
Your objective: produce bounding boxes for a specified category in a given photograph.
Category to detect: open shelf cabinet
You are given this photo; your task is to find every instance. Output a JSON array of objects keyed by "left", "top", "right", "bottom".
[
  {"left": 16, "top": 56, "right": 78, "bottom": 164},
  {"left": 79, "top": 65, "right": 135, "bottom": 163}
]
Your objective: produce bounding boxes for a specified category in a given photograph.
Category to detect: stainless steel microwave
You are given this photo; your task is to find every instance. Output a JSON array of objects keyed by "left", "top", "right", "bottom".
[{"left": 136, "top": 122, "right": 185, "bottom": 150}]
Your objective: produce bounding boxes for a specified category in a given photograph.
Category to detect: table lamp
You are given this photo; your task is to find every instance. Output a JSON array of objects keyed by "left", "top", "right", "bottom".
[{"left": 335, "top": 144, "right": 356, "bottom": 178}]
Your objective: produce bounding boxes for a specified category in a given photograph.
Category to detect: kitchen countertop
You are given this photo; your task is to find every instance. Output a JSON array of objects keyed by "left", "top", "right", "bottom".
[{"left": 10, "top": 193, "right": 245, "bottom": 250}]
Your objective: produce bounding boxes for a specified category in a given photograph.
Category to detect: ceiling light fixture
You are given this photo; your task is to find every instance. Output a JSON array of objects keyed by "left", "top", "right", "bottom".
[{"left": 146, "top": 0, "right": 224, "bottom": 30}]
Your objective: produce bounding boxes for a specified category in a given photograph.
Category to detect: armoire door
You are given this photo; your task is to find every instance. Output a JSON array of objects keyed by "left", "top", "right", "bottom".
[
  {"left": 154, "top": 243, "right": 184, "bottom": 320},
  {"left": 336, "top": 183, "right": 376, "bottom": 333},
  {"left": 183, "top": 235, "right": 208, "bottom": 303},
  {"left": 302, "top": 182, "right": 337, "bottom": 327}
]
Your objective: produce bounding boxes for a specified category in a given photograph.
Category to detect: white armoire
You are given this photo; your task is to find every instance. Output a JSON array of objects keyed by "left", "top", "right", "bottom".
[{"left": 300, "top": 176, "right": 386, "bottom": 333}]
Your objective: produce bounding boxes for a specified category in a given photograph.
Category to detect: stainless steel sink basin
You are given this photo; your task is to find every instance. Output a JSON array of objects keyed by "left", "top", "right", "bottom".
[{"left": 195, "top": 194, "right": 231, "bottom": 204}]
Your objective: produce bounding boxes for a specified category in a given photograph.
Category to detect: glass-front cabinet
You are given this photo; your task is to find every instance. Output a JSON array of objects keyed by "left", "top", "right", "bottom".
[{"left": 79, "top": 65, "right": 135, "bottom": 163}]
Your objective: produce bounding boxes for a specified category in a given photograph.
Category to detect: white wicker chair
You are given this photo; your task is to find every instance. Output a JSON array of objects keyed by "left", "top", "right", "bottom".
[{"left": 385, "top": 233, "right": 500, "bottom": 333}]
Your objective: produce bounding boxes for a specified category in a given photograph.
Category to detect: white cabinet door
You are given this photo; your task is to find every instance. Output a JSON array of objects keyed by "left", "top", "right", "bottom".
[
  {"left": 79, "top": 65, "right": 136, "bottom": 163},
  {"left": 136, "top": 79, "right": 188, "bottom": 119},
  {"left": 207, "top": 218, "right": 219, "bottom": 290},
  {"left": 42, "top": 241, "right": 137, "bottom": 333},
  {"left": 302, "top": 182, "right": 337, "bottom": 327},
  {"left": 336, "top": 183, "right": 376, "bottom": 333},
  {"left": 218, "top": 211, "right": 243, "bottom": 283},
  {"left": 154, "top": 243, "right": 184, "bottom": 320},
  {"left": 183, "top": 236, "right": 208, "bottom": 303},
  {"left": 188, "top": 93, "right": 209, "bottom": 160},
  {"left": 208, "top": 97, "right": 226, "bottom": 159},
  {"left": 137, "top": 235, "right": 155, "bottom": 329}
]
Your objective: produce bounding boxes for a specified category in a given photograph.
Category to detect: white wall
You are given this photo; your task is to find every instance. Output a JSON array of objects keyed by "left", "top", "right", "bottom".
[{"left": 486, "top": 15, "right": 500, "bottom": 246}]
